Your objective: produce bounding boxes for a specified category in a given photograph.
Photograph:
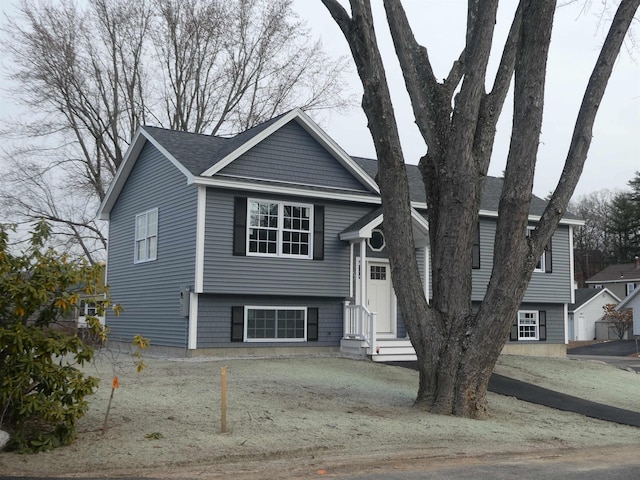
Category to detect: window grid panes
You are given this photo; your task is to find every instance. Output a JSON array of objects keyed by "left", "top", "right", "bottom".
[
  {"left": 247, "top": 200, "right": 312, "bottom": 257},
  {"left": 135, "top": 209, "right": 158, "bottom": 263},
  {"left": 518, "top": 311, "right": 539, "bottom": 340},
  {"left": 370, "top": 265, "right": 387, "bottom": 281},
  {"left": 282, "top": 205, "right": 310, "bottom": 255},
  {"left": 246, "top": 308, "right": 305, "bottom": 341}
]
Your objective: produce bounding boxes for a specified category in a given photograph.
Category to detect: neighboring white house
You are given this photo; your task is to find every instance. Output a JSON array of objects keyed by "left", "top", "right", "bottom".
[
  {"left": 568, "top": 288, "right": 620, "bottom": 341},
  {"left": 617, "top": 287, "right": 640, "bottom": 337}
]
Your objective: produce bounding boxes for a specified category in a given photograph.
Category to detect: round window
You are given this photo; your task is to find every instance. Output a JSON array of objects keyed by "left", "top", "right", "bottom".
[{"left": 368, "top": 229, "right": 385, "bottom": 251}]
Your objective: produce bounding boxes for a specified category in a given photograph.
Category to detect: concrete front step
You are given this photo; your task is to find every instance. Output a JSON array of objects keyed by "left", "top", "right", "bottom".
[
  {"left": 370, "top": 353, "right": 417, "bottom": 362},
  {"left": 367, "top": 339, "right": 416, "bottom": 362}
]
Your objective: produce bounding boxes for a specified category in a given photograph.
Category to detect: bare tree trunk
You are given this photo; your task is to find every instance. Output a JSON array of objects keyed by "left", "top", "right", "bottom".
[{"left": 323, "top": 0, "right": 639, "bottom": 417}]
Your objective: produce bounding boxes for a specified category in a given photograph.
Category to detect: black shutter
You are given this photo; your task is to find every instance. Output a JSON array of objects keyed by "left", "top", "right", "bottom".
[
  {"left": 307, "top": 307, "right": 319, "bottom": 341},
  {"left": 538, "top": 310, "right": 547, "bottom": 341},
  {"left": 233, "top": 197, "right": 247, "bottom": 256},
  {"left": 231, "top": 306, "right": 244, "bottom": 342},
  {"left": 313, "top": 205, "right": 324, "bottom": 261},
  {"left": 544, "top": 236, "right": 552, "bottom": 273},
  {"left": 472, "top": 222, "right": 480, "bottom": 269},
  {"left": 509, "top": 318, "right": 519, "bottom": 341}
]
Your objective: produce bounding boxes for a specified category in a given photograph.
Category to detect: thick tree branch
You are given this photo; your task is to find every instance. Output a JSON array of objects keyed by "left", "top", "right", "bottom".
[
  {"left": 383, "top": 0, "right": 445, "bottom": 154},
  {"left": 537, "top": 0, "right": 640, "bottom": 246},
  {"left": 473, "top": 1, "right": 524, "bottom": 174}
]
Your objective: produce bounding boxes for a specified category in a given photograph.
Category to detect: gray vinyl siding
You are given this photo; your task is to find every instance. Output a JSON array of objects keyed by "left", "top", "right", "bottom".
[
  {"left": 218, "top": 121, "right": 369, "bottom": 192},
  {"left": 508, "top": 302, "right": 565, "bottom": 344},
  {"left": 106, "top": 142, "right": 197, "bottom": 348},
  {"left": 197, "top": 294, "right": 343, "bottom": 348},
  {"left": 471, "top": 219, "right": 573, "bottom": 303},
  {"left": 203, "top": 189, "right": 374, "bottom": 297}
]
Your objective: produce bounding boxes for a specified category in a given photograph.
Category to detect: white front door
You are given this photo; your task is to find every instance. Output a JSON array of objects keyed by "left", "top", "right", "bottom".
[{"left": 360, "top": 260, "right": 395, "bottom": 337}]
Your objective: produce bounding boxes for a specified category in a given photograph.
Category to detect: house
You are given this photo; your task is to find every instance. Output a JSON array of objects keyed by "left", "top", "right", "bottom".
[
  {"left": 568, "top": 288, "right": 620, "bottom": 341},
  {"left": 97, "top": 108, "right": 580, "bottom": 359},
  {"left": 584, "top": 257, "right": 640, "bottom": 299},
  {"left": 616, "top": 287, "right": 640, "bottom": 338}
]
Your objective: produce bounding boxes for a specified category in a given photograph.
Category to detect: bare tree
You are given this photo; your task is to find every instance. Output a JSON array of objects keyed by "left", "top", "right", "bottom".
[
  {"left": 602, "top": 304, "right": 633, "bottom": 339},
  {"left": 321, "top": 0, "right": 639, "bottom": 417},
  {"left": 0, "top": 0, "right": 353, "bottom": 262},
  {"left": 570, "top": 190, "right": 617, "bottom": 283}
]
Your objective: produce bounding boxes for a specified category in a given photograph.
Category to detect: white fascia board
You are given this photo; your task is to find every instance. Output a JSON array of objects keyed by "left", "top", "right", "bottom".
[
  {"left": 577, "top": 288, "right": 621, "bottom": 311},
  {"left": 478, "top": 209, "right": 585, "bottom": 226},
  {"left": 569, "top": 225, "right": 576, "bottom": 305},
  {"left": 339, "top": 207, "right": 429, "bottom": 242},
  {"left": 586, "top": 277, "right": 640, "bottom": 284},
  {"left": 97, "top": 127, "right": 195, "bottom": 220},
  {"left": 616, "top": 287, "right": 640, "bottom": 310},
  {"left": 194, "top": 186, "right": 207, "bottom": 294},
  {"left": 97, "top": 127, "right": 145, "bottom": 220},
  {"left": 410, "top": 208, "right": 430, "bottom": 235},
  {"left": 292, "top": 110, "right": 380, "bottom": 194},
  {"left": 192, "top": 176, "right": 383, "bottom": 205},
  {"left": 201, "top": 108, "right": 380, "bottom": 195},
  {"left": 340, "top": 214, "right": 384, "bottom": 241}
]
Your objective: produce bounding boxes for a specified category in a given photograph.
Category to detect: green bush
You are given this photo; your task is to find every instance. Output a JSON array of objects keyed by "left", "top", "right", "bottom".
[{"left": 0, "top": 221, "right": 104, "bottom": 452}]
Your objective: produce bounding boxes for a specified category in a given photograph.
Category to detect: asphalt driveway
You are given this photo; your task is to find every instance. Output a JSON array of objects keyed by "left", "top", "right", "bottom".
[{"left": 568, "top": 340, "right": 639, "bottom": 356}]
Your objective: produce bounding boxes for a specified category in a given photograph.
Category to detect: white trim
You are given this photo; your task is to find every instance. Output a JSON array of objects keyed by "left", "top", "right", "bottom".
[
  {"left": 478, "top": 209, "right": 584, "bottom": 226},
  {"left": 355, "top": 256, "right": 397, "bottom": 338},
  {"left": 586, "top": 278, "right": 640, "bottom": 285},
  {"left": 359, "top": 241, "right": 367, "bottom": 310},
  {"left": 215, "top": 172, "right": 372, "bottom": 195},
  {"left": 572, "top": 288, "right": 621, "bottom": 312},
  {"left": 193, "top": 175, "right": 382, "bottom": 205},
  {"left": 187, "top": 292, "right": 198, "bottom": 349},
  {"left": 367, "top": 229, "right": 386, "bottom": 252},
  {"left": 134, "top": 208, "right": 158, "bottom": 263},
  {"left": 339, "top": 208, "right": 430, "bottom": 242},
  {"left": 194, "top": 186, "right": 206, "bottom": 293},
  {"left": 617, "top": 285, "right": 640, "bottom": 310},
  {"left": 243, "top": 306, "right": 307, "bottom": 342},
  {"left": 569, "top": 225, "right": 576, "bottom": 304},
  {"left": 202, "top": 108, "right": 380, "bottom": 194},
  {"left": 517, "top": 310, "right": 540, "bottom": 341},
  {"left": 626, "top": 283, "right": 637, "bottom": 296},
  {"left": 246, "top": 199, "right": 314, "bottom": 259},
  {"left": 368, "top": 258, "right": 397, "bottom": 338},
  {"left": 98, "top": 127, "right": 195, "bottom": 220},
  {"left": 563, "top": 303, "right": 569, "bottom": 344},
  {"left": 349, "top": 243, "right": 354, "bottom": 299}
]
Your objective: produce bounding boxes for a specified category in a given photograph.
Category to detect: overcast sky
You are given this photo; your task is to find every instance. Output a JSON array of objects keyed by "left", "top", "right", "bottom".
[
  {"left": 0, "top": 1, "right": 637, "bottom": 200},
  {"left": 292, "top": 1, "right": 639, "bottom": 199}
]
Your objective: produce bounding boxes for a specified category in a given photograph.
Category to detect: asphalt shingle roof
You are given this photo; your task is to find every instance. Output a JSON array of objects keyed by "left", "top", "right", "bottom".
[
  {"left": 569, "top": 288, "right": 606, "bottom": 310},
  {"left": 142, "top": 117, "right": 579, "bottom": 220},
  {"left": 585, "top": 262, "right": 640, "bottom": 283}
]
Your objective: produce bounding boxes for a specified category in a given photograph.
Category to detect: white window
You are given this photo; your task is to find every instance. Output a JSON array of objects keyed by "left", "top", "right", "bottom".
[
  {"left": 594, "top": 284, "right": 603, "bottom": 289},
  {"left": 526, "top": 226, "right": 545, "bottom": 272},
  {"left": 135, "top": 208, "right": 158, "bottom": 263},
  {"left": 627, "top": 283, "right": 637, "bottom": 296},
  {"left": 244, "top": 307, "right": 307, "bottom": 342},
  {"left": 247, "top": 200, "right": 312, "bottom": 258},
  {"left": 518, "top": 310, "right": 539, "bottom": 340},
  {"left": 367, "top": 229, "right": 385, "bottom": 252}
]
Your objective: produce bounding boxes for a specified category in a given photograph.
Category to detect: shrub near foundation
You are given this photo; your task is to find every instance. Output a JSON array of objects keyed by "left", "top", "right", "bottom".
[{"left": 0, "top": 221, "right": 105, "bottom": 452}]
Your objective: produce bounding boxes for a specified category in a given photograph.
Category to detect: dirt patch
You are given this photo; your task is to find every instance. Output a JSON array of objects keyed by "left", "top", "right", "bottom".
[{"left": 1, "top": 352, "right": 640, "bottom": 478}]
